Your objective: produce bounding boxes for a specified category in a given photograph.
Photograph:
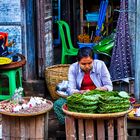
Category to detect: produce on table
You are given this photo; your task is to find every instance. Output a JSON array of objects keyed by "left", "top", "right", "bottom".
[
  {"left": 128, "top": 110, "right": 136, "bottom": 117},
  {"left": 67, "top": 90, "right": 130, "bottom": 113},
  {"left": 128, "top": 104, "right": 140, "bottom": 117},
  {"left": 78, "top": 34, "right": 91, "bottom": 43},
  {"left": 0, "top": 96, "right": 52, "bottom": 114},
  {"left": 118, "top": 91, "right": 130, "bottom": 98}
]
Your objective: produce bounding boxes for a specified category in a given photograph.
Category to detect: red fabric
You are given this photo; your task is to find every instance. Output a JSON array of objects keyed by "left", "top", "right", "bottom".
[
  {"left": 0, "top": 32, "right": 8, "bottom": 47},
  {"left": 80, "top": 72, "right": 96, "bottom": 90}
]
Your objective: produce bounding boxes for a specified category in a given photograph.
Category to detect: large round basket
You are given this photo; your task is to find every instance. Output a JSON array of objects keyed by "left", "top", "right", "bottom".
[
  {"left": 45, "top": 64, "right": 70, "bottom": 100},
  {"left": 0, "top": 97, "right": 53, "bottom": 116},
  {"left": 62, "top": 104, "right": 132, "bottom": 119}
]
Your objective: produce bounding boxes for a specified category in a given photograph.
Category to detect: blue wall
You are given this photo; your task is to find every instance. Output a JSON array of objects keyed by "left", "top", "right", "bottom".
[{"left": 0, "top": 0, "right": 22, "bottom": 53}]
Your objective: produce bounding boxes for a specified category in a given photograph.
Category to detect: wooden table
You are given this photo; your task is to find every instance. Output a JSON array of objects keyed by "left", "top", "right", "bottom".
[
  {"left": 0, "top": 53, "right": 26, "bottom": 70},
  {"left": 0, "top": 97, "right": 53, "bottom": 140},
  {"left": 63, "top": 104, "right": 131, "bottom": 140},
  {"left": 127, "top": 118, "right": 140, "bottom": 140},
  {"left": 127, "top": 104, "right": 140, "bottom": 140}
]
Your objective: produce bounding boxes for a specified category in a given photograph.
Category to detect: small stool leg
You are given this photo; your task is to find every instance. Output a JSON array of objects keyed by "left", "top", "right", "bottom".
[
  {"left": 16, "top": 68, "right": 22, "bottom": 88},
  {"left": 9, "top": 70, "right": 16, "bottom": 96}
]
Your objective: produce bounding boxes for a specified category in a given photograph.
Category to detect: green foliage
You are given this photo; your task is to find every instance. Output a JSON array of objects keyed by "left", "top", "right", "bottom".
[{"left": 67, "top": 90, "right": 130, "bottom": 113}]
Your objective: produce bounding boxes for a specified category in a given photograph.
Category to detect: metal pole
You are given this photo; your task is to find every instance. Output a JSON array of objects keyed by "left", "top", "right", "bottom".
[{"left": 135, "top": 0, "right": 140, "bottom": 100}]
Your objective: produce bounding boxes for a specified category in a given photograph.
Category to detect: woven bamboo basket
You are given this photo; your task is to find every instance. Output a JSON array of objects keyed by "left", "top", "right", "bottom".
[
  {"left": 45, "top": 64, "right": 70, "bottom": 100},
  {"left": 62, "top": 104, "right": 132, "bottom": 119}
]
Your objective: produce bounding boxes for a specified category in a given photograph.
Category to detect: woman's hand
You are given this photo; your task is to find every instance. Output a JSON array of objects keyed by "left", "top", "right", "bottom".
[
  {"left": 95, "top": 87, "right": 108, "bottom": 91},
  {"left": 79, "top": 90, "right": 90, "bottom": 94}
]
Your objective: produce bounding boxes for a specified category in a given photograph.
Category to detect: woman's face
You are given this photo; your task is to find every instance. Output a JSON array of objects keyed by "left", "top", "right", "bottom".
[{"left": 79, "top": 56, "right": 93, "bottom": 72}]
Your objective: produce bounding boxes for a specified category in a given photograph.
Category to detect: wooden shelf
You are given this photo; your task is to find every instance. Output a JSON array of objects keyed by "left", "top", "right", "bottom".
[
  {"left": 80, "top": 0, "right": 109, "bottom": 35},
  {"left": 82, "top": 21, "right": 97, "bottom": 27},
  {"left": 80, "top": 0, "right": 98, "bottom": 33}
]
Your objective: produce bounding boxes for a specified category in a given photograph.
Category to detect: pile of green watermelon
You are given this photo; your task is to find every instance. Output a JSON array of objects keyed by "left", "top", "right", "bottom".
[{"left": 67, "top": 90, "right": 130, "bottom": 113}]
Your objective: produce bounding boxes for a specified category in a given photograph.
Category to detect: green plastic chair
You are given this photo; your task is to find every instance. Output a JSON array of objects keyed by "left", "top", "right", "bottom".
[
  {"left": 57, "top": 20, "right": 78, "bottom": 64},
  {"left": 93, "top": 37, "right": 114, "bottom": 57}
]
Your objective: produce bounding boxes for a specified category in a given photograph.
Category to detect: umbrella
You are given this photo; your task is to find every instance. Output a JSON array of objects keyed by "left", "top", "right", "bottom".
[{"left": 109, "top": 0, "right": 134, "bottom": 82}]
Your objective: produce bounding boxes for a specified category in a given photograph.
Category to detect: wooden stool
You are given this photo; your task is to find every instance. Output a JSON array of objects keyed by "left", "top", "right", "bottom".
[
  {"left": 0, "top": 68, "right": 22, "bottom": 100},
  {"left": 63, "top": 105, "right": 130, "bottom": 140},
  {"left": 65, "top": 116, "right": 127, "bottom": 140},
  {"left": 1, "top": 97, "right": 53, "bottom": 139}
]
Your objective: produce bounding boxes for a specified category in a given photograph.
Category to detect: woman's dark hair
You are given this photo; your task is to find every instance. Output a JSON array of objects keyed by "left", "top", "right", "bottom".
[{"left": 77, "top": 47, "right": 94, "bottom": 61}]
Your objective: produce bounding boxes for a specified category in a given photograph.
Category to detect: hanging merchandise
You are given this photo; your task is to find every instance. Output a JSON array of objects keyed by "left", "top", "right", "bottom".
[
  {"left": 0, "top": 32, "right": 9, "bottom": 56},
  {"left": 109, "top": 0, "right": 134, "bottom": 82},
  {"left": 94, "top": 0, "right": 109, "bottom": 43},
  {"left": 0, "top": 32, "right": 15, "bottom": 57}
]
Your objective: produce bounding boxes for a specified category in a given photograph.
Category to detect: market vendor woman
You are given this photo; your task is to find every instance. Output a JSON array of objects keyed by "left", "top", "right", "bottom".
[
  {"left": 67, "top": 47, "right": 112, "bottom": 94},
  {"left": 54, "top": 47, "right": 113, "bottom": 124}
]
